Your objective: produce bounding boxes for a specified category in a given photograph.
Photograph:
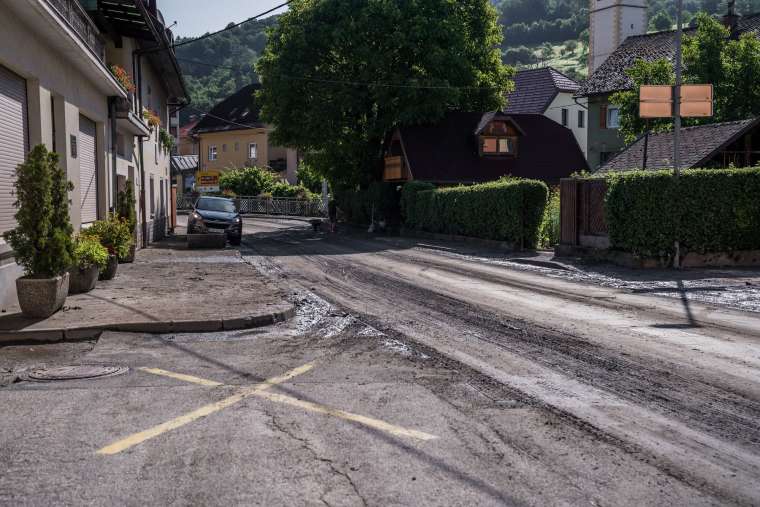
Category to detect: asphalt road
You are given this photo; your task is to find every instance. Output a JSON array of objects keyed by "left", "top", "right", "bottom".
[
  {"left": 1, "top": 217, "right": 759, "bottom": 506},
  {"left": 240, "top": 217, "right": 760, "bottom": 506}
]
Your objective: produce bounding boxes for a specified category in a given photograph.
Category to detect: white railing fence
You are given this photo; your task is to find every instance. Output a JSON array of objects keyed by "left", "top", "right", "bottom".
[{"left": 177, "top": 195, "right": 326, "bottom": 217}]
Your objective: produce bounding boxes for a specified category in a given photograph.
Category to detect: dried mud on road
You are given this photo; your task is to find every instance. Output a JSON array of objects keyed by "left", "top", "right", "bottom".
[{"left": 242, "top": 218, "right": 760, "bottom": 506}]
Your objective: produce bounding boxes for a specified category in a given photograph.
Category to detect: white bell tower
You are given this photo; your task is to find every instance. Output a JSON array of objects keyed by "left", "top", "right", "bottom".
[{"left": 589, "top": 0, "right": 648, "bottom": 74}]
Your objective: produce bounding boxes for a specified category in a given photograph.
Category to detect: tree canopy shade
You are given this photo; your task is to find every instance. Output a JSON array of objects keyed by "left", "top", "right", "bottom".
[
  {"left": 256, "top": 0, "right": 514, "bottom": 185},
  {"left": 611, "top": 13, "right": 760, "bottom": 144}
]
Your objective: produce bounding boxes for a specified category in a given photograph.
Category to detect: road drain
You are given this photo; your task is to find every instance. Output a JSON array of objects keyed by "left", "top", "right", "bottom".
[{"left": 24, "top": 365, "right": 129, "bottom": 382}]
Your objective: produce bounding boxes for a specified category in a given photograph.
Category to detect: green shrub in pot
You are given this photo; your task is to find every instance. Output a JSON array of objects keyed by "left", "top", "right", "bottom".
[
  {"left": 69, "top": 235, "right": 109, "bottom": 294},
  {"left": 82, "top": 214, "right": 134, "bottom": 259},
  {"left": 2, "top": 145, "right": 74, "bottom": 317}
]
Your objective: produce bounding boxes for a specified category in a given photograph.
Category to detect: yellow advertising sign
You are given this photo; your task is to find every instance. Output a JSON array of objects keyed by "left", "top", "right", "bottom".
[{"left": 195, "top": 171, "right": 220, "bottom": 193}]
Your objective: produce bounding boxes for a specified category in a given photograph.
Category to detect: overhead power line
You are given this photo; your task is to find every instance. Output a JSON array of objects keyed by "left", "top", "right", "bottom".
[{"left": 171, "top": 0, "right": 294, "bottom": 50}]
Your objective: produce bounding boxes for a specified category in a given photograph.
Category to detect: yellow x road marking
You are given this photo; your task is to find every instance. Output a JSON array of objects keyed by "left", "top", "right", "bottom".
[{"left": 97, "top": 363, "right": 437, "bottom": 455}]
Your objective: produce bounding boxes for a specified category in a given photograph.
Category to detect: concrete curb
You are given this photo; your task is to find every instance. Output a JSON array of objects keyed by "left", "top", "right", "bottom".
[{"left": 0, "top": 304, "right": 296, "bottom": 346}]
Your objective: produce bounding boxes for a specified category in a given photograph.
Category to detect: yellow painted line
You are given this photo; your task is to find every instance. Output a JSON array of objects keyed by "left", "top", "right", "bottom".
[
  {"left": 97, "top": 363, "right": 314, "bottom": 455},
  {"left": 138, "top": 367, "right": 223, "bottom": 387},
  {"left": 255, "top": 391, "right": 438, "bottom": 441}
]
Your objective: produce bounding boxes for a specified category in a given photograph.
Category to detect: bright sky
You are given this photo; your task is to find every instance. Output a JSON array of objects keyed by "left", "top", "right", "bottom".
[{"left": 160, "top": 0, "right": 288, "bottom": 38}]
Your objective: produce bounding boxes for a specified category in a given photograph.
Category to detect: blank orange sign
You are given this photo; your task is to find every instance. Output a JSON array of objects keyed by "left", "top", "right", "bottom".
[{"left": 639, "top": 84, "right": 713, "bottom": 118}]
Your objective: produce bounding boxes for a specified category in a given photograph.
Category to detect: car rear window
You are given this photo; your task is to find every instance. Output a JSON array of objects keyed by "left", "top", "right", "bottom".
[{"left": 197, "top": 198, "right": 235, "bottom": 213}]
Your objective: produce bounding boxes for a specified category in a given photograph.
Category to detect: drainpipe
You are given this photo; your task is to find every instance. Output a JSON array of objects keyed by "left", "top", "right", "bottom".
[{"left": 109, "top": 97, "right": 118, "bottom": 213}]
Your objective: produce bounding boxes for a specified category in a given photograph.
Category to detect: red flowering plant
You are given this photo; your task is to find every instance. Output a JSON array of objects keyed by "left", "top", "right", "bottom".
[
  {"left": 109, "top": 65, "right": 136, "bottom": 93},
  {"left": 142, "top": 108, "right": 161, "bottom": 129}
]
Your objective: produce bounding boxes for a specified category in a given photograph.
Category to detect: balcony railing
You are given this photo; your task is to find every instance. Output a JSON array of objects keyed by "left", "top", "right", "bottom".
[{"left": 45, "top": 0, "right": 105, "bottom": 62}]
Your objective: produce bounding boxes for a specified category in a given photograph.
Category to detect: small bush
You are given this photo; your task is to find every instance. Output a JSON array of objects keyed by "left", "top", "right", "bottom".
[
  {"left": 219, "top": 167, "right": 279, "bottom": 196},
  {"left": 82, "top": 214, "right": 134, "bottom": 259},
  {"left": 539, "top": 187, "right": 560, "bottom": 249},
  {"left": 2, "top": 145, "right": 74, "bottom": 277},
  {"left": 117, "top": 181, "right": 137, "bottom": 231},
  {"left": 605, "top": 167, "right": 760, "bottom": 257},
  {"left": 404, "top": 178, "right": 549, "bottom": 248},
  {"left": 73, "top": 235, "right": 109, "bottom": 270}
]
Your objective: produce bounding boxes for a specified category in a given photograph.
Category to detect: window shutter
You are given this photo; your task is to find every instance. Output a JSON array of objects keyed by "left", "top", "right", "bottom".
[{"left": 600, "top": 104, "right": 608, "bottom": 129}]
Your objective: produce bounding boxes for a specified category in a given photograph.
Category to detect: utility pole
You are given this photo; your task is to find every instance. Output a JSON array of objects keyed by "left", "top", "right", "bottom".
[
  {"left": 674, "top": 0, "right": 683, "bottom": 178},
  {"left": 673, "top": 0, "right": 683, "bottom": 268}
]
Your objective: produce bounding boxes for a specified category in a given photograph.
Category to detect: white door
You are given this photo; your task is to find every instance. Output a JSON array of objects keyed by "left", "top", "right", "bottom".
[
  {"left": 79, "top": 115, "right": 98, "bottom": 224},
  {"left": 0, "top": 65, "right": 28, "bottom": 235}
]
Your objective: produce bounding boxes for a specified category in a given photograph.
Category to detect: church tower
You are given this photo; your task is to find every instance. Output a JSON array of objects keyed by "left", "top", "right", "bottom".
[{"left": 588, "top": 0, "right": 648, "bottom": 74}]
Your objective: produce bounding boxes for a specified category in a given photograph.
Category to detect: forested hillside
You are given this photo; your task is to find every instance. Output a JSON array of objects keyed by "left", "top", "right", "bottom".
[{"left": 176, "top": 0, "right": 760, "bottom": 121}]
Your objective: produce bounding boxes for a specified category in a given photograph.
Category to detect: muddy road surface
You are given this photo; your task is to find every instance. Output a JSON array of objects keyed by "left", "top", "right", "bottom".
[{"left": 242, "top": 217, "right": 760, "bottom": 506}]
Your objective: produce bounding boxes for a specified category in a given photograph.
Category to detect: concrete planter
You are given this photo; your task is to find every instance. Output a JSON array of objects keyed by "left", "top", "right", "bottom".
[
  {"left": 99, "top": 255, "right": 119, "bottom": 281},
  {"left": 16, "top": 272, "right": 70, "bottom": 318},
  {"left": 119, "top": 243, "right": 136, "bottom": 264},
  {"left": 188, "top": 233, "right": 226, "bottom": 249},
  {"left": 68, "top": 265, "right": 99, "bottom": 294}
]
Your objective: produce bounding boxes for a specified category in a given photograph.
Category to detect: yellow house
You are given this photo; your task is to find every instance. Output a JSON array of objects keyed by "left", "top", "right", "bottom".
[{"left": 192, "top": 84, "right": 298, "bottom": 184}]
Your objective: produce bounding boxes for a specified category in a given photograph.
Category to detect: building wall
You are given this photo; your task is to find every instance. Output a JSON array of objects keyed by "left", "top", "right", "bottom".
[
  {"left": 198, "top": 129, "right": 270, "bottom": 172},
  {"left": 545, "top": 93, "right": 588, "bottom": 160},
  {"left": 586, "top": 94, "right": 626, "bottom": 170},
  {"left": 0, "top": 3, "right": 118, "bottom": 310}
]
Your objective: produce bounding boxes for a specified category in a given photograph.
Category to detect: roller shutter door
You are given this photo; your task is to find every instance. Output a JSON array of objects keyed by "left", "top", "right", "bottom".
[
  {"left": 79, "top": 115, "right": 98, "bottom": 224},
  {"left": 0, "top": 65, "right": 28, "bottom": 235}
]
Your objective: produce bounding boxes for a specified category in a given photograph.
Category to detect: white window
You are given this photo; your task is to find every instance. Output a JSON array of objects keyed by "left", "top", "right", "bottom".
[
  {"left": 561, "top": 108, "right": 568, "bottom": 126},
  {"left": 578, "top": 110, "right": 585, "bottom": 129},
  {"left": 607, "top": 107, "right": 621, "bottom": 129},
  {"left": 208, "top": 145, "right": 217, "bottom": 161},
  {"left": 248, "top": 143, "right": 257, "bottom": 160}
]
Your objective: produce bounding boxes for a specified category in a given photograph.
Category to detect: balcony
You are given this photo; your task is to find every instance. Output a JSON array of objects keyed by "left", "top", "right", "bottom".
[
  {"left": 383, "top": 156, "right": 409, "bottom": 181},
  {"left": 45, "top": 0, "right": 105, "bottom": 62},
  {"left": 115, "top": 94, "right": 151, "bottom": 137}
]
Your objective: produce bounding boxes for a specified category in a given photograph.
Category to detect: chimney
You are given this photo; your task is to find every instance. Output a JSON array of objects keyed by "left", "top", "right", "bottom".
[{"left": 723, "top": 0, "right": 740, "bottom": 38}]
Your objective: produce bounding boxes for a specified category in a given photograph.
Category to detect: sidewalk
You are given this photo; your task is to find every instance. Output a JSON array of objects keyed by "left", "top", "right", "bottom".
[{"left": 0, "top": 236, "right": 294, "bottom": 343}]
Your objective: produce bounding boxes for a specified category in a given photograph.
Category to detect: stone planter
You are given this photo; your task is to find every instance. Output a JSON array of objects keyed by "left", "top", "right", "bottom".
[
  {"left": 99, "top": 254, "right": 119, "bottom": 281},
  {"left": 68, "top": 265, "right": 99, "bottom": 294},
  {"left": 16, "top": 272, "right": 70, "bottom": 318},
  {"left": 119, "top": 243, "right": 136, "bottom": 263}
]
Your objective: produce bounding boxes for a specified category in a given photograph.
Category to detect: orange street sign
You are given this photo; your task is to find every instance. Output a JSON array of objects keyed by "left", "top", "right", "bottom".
[
  {"left": 640, "top": 85, "right": 673, "bottom": 102},
  {"left": 680, "top": 84, "right": 713, "bottom": 117},
  {"left": 640, "top": 85, "right": 673, "bottom": 118}
]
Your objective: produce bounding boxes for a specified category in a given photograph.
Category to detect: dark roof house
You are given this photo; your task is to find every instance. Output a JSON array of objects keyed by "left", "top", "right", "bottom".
[
  {"left": 599, "top": 118, "right": 760, "bottom": 172},
  {"left": 506, "top": 67, "right": 580, "bottom": 114},
  {"left": 383, "top": 111, "right": 588, "bottom": 185},
  {"left": 578, "top": 14, "right": 760, "bottom": 97},
  {"left": 192, "top": 83, "right": 265, "bottom": 134}
]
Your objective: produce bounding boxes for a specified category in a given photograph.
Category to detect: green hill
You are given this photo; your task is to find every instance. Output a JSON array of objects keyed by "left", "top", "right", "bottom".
[{"left": 176, "top": 0, "right": 760, "bottom": 120}]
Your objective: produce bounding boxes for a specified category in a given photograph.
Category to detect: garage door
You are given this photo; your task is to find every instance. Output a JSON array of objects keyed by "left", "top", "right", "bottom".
[
  {"left": 0, "top": 65, "right": 28, "bottom": 235},
  {"left": 79, "top": 115, "right": 98, "bottom": 224}
]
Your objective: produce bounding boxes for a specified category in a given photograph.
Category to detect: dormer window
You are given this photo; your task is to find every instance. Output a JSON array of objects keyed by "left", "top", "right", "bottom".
[
  {"left": 477, "top": 116, "right": 521, "bottom": 157},
  {"left": 482, "top": 136, "right": 516, "bottom": 155}
]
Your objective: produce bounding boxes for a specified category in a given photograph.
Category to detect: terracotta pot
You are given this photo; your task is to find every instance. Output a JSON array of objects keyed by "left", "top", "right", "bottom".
[
  {"left": 99, "top": 254, "right": 119, "bottom": 281},
  {"left": 68, "top": 265, "right": 99, "bottom": 294},
  {"left": 15, "top": 272, "right": 70, "bottom": 318},
  {"left": 119, "top": 243, "right": 136, "bottom": 263}
]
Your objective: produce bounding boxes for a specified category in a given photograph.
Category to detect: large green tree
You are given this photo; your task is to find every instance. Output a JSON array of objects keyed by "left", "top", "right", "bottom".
[
  {"left": 256, "top": 0, "right": 513, "bottom": 185},
  {"left": 612, "top": 13, "right": 760, "bottom": 144}
]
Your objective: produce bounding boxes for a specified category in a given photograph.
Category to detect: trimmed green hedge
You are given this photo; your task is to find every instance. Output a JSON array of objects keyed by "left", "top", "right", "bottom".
[
  {"left": 400, "top": 181, "right": 435, "bottom": 226},
  {"left": 335, "top": 182, "right": 401, "bottom": 226},
  {"left": 605, "top": 167, "right": 760, "bottom": 257},
  {"left": 404, "top": 178, "right": 549, "bottom": 248}
]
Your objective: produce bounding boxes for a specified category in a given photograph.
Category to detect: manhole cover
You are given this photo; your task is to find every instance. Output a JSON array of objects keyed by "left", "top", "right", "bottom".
[{"left": 25, "top": 365, "right": 129, "bottom": 382}]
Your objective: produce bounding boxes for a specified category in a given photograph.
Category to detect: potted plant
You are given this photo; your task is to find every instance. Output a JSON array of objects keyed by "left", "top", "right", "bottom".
[
  {"left": 82, "top": 214, "right": 133, "bottom": 281},
  {"left": 68, "top": 235, "right": 108, "bottom": 294},
  {"left": 116, "top": 181, "right": 137, "bottom": 262},
  {"left": 2, "top": 145, "right": 75, "bottom": 318}
]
